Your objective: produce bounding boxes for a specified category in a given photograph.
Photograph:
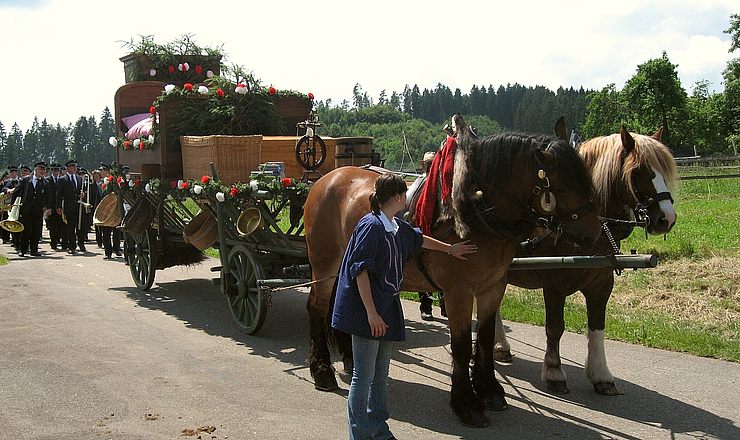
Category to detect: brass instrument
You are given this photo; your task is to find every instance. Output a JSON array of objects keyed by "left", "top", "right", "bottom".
[
  {"left": 0, "top": 198, "right": 24, "bottom": 233},
  {"left": 78, "top": 174, "right": 92, "bottom": 230},
  {"left": 0, "top": 187, "right": 15, "bottom": 211}
]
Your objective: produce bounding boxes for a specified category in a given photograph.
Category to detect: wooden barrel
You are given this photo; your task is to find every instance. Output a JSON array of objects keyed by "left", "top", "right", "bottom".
[{"left": 334, "top": 137, "right": 374, "bottom": 168}]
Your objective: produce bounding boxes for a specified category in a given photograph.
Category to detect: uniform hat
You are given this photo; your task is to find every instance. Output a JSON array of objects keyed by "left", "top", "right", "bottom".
[
  {"left": 50, "top": 163, "right": 62, "bottom": 170},
  {"left": 20, "top": 165, "right": 31, "bottom": 172},
  {"left": 7, "top": 165, "right": 18, "bottom": 172},
  {"left": 420, "top": 151, "right": 436, "bottom": 163},
  {"left": 34, "top": 161, "right": 48, "bottom": 169},
  {"left": 65, "top": 159, "right": 78, "bottom": 167},
  {"left": 99, "top": 162, "right": 110, "bottom": 171},
  {"left": 77, "top": 167, "right": 88, "bottom": 175}
]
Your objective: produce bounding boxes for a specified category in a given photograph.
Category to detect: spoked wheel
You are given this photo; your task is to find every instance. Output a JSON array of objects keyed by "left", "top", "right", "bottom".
[
  {"left": 221, "top": 244, "right": 269, "bottom": 334},
  {"left": 295, "top": 135, "right": 327, "bottom": 170},
  {"left": 124, "top": 229, "right": 157, "bottom": 291}
]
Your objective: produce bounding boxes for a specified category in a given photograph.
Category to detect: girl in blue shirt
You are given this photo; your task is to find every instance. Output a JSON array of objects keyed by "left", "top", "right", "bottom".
[{"left": 332, "top": 173, "right": 477, "bottom": 440}]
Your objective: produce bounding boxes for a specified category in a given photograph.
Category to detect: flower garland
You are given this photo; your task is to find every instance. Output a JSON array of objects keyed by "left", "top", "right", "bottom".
[{"left": 102, "top": 169, "right": 310, "bottom": 206}]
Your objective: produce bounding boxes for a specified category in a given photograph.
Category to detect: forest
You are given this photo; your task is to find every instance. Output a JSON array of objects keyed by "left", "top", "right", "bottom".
[{"left": 1, "top": 15, "right": 738, "bottom": 172}]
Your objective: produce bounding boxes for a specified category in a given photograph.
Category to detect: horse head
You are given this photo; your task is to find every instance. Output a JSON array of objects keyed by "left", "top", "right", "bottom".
[
  {"left": 619, "top": 126, "right": 677, "bottom": 234},
  {"left": 582, "top": 127, "right": 677, "bottom": 236},
  {"left": 451, "top": 116, "right": 601, "bottom": 249}
]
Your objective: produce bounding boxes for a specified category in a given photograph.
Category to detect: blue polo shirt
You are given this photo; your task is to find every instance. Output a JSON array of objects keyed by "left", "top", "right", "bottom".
[{"left": 331, "top": 211, "right": 423, "bottom": 341}]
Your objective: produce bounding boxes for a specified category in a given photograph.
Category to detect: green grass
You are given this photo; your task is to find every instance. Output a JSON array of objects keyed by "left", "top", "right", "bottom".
[
  {"left": 0, "top": 254, "right": 8, "bottom": 266},
  {"left": 500, "top": 289, "right": 740, "bottom": 362}
]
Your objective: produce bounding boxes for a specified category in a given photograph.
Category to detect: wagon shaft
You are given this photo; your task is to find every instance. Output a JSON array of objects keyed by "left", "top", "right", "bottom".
[{"left": 508, "top": 254, "right": 657, "bottom": 270}]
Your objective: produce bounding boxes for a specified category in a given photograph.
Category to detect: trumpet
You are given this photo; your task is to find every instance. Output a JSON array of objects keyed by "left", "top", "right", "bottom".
[
  {"left": 0, "top": 197, "right": 24, "bottom": 233},
  {"left": 78, "top": 174, "right": 92, "bottom": 230}
]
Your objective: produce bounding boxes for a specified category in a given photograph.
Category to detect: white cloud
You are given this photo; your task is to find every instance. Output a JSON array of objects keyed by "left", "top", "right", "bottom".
[{"left": 0, "top": 0, "right": 736, "bottom": 130}]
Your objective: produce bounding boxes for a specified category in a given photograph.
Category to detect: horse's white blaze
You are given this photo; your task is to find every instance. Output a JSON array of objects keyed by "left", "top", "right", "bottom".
[
  {"left": 652, "top": 168, "right": 676, "bottom": 228},
  {"left": 585, "top": 329, "right": 614, "bottom": 384}
]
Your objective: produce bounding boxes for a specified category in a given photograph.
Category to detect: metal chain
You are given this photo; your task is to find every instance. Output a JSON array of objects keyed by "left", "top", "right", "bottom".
[{"left": 601, "top": 222, "right": 623, "bottom": 275}]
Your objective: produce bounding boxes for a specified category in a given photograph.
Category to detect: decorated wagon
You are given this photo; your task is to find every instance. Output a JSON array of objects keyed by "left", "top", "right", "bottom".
[{"left": 102, "top": 42, "right": 380, "bottom": 334}]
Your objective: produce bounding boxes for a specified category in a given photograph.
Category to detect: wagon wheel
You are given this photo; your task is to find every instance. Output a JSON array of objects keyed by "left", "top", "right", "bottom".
[
  {"left": 221, "top": 244, "right": 269, "bottom": 334},
  {"left": 124, "top": 229, "right": 157, "bottom": 291},
  {"left": 295, "top": 135, "right": 327, "bottom": 171}
]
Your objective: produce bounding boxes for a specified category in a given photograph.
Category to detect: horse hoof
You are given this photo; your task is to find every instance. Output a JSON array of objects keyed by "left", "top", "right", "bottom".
[
  {"left": 342, "top": 358, "right": 354, "bottom": 374},
  {"left": 546, "top": 380, "right": 570, "bottom": 394},
  {"left": 484, "top": 394, "right": 508, "bottom": 411},
  {"left": 494, "top": 349, "right": 513, "bottom": 363},
  {"left": 594, "top": 382, "right": 619, "bottom": 396},
  {"left": 313, "top": 372, "right": 339, "bottom": 392},
  {"left": 458, "top": 410, "right": 489, "bottom": 428}
]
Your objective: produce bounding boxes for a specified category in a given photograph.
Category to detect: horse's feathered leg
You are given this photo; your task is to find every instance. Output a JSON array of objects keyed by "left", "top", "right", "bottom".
[
  {"left": 542, "top": 288, "right": 569, "bottom": 394},
  {"left": 471, "top": 282, "right": 508, "bottom": 411},
  {"left": 583, "top": 276, "right": 618, "bottom": 396},
  {"left": 493, "top": 308, "right": 513, "bottom": 363},
  {"left": 447, "top": 290, "right": 489, "bottom": 428},
  {"left": 308, "top": 277, "right": 339, "bottom": 391}
]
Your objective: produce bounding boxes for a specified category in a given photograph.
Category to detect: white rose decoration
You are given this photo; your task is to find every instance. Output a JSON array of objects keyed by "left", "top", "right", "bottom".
[
  {"left": 128, "top": 179, "right": 135, "bottom": 188},
  {"left": 206, "top": 70, "right": 214, "bottom": 78},
  {"left": 249, "top": 180, "right": 259, "bottom": 191},
  {"left": 145, "top": 183, "right": 151, "bottom": 193},
  {"left": 149, "top": 69, "right": 157, "bottom": 77},
  {"left": 133, "top": 139, "right": 141, "bottom": 148},
  {"left": 198, "top": 85, "right": 209, "bottom": 94},
  {"left": 215, "top": 192, "right": 225, "bottom": 202},
  {"left": 193, "top": 185, "right": 203, "bottom": 195},
  {"left": 148, "top": 134, "right": 155, "bottom": 143},
  {"left": 164, "top": 84, "right": 176, "bottom": 94},
  {"left": 108, "top": 137, "right": 118, "bottom": 147},
  {"left": 177, "top": 179, "right": 184, "bottom": 189}
]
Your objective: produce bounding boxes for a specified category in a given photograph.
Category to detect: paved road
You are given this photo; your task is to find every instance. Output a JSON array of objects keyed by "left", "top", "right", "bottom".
[{"left": 1, "top": 242, "right": 738, "bottom": 440}]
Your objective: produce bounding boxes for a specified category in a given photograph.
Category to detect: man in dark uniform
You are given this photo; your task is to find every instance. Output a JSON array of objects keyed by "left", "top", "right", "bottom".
[
  {"left": 11, "top": 162, "right": 52, "bottom": 256},
  {"left": 45, "top": 163, "right": 65, "bottom": 250},
  {"left": 1, "top": 165, "right": 21, "bottom": 245},
  {"left": 55, "top": 159, "right": 87, "bottom": 254},
  {"left": 77, "top": 167, "right": 96, "bottom": 244}
]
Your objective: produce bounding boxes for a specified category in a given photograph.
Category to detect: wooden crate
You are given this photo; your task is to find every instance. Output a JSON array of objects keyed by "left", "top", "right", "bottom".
[
  {"left": 181, "top": 135, "right": 262, "bottom": 185},
  {"left": 261, "top": 136, "right": 337, "bottom": 180}
]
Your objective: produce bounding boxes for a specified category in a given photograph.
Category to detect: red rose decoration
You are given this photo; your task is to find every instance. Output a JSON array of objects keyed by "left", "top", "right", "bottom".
[
  {"left": 149, "top": 106, "right": 157, "bottom": 114},
  {"left": 134, "top": 178, "right": 142, "bottom": 186},
  {"left": 100, "top": 183, "right": 106, "bottom": 190},
  {"left": 168, "top": 65, "right": 175, "bottom": 73},
  {"left": 139, "top": 142, "right": 145, "bottom": 151},
  {"left": 308, "top": 92, "right": 315, "bottom": 100},
  {"left": 216, "top": 88, "right": 224, "bottom": 97},
  {"left": 181, "top": 181, "right": 189, "bottom": 190},
  {"left": 268, "top": 86, "right": 277, "bottom": 95},
  {"left": 170, "top": 180, "right": 178, "bottom": 189},
  {"left": 281, "top": 177, "right": 292, "bottom": 188},
  {"left": 123, "top": 140, "right": 131, "bottom": 150},
  {"left": 200, "top": 175, "right": 210, "bottom": 184},
  {"left": 117, "top": 177, "right": 124, "bottom": 183},
  {"left": 195, "top": 65, "right": 203, "bottom": 75},
  {"left": 184, "top": 83, "right": 193, "bottom": 91},
  {"left": 229, "top": 186, "right": 238, "bottom": 197}
]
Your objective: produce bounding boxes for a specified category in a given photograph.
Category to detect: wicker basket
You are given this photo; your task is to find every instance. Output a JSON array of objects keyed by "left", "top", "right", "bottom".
[
  {"left": 182, "top": 210, "right": 218, "bottom": 251},
  {"left": 93, "top": 193, "right": 122, "bottom": 227},
  {"left": 181, "top": 135, "right": 262, "bottom": 185}
]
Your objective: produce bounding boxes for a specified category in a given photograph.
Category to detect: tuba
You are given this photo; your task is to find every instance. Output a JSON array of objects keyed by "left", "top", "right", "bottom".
[{"left": 0, "top": 198, "right": 24, "bottom": 233}]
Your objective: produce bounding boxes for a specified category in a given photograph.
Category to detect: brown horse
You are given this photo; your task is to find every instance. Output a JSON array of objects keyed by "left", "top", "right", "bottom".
[
  {"left": 497, "top": 126, "right": 678, "bottom": 395},
  {"left": 304, "top": 115, "right": 602, "bottom": 427}
]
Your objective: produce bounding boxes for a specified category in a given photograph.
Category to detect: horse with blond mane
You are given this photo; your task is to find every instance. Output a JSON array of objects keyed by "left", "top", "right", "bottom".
[
  {"left": 304, "top": 115, "right": 603, "bottom": 427},
  {"left": 497, "top": 126, "right": 678, "bottom": 395}
]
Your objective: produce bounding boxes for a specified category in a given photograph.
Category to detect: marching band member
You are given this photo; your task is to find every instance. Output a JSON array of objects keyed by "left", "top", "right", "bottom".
[
  {"left": 55, "top": 159, "right": 86, "bottom": 254},
  {"left": 11, "top": 162, "right": 52, "bottom": 257}
]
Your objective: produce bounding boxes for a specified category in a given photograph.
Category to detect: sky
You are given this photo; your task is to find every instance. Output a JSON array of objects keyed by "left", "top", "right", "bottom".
[{"left": 0, "top": 0, "right": 736, "bottom": 131}]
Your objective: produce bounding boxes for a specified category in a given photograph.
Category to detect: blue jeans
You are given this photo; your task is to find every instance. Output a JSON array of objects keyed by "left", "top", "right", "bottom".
[{"left": 348, "top": 335, "right": 394, "bottom": 440}]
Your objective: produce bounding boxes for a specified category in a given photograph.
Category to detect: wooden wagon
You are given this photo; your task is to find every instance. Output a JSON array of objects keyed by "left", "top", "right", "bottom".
[{"left": 109, "top": 79, "right": 378, "bottom": 334}]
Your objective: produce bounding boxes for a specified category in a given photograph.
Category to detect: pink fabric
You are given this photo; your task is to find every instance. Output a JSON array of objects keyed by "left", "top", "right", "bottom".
[
  {"left": 121, "top": 112, "right": 151, "bottom": 131},
  {"left": 415, "top": 136, "right": 457, "bottom": 235},
  {"left": 125, "top": 118, "right": 153, "bottom": 140}
]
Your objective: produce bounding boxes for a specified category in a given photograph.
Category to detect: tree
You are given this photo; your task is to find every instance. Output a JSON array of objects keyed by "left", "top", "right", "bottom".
[
  {"left": 0, "top": 122, "right": 7, "bottom": 166},
  {"left": 725, "top": 13, "right": 740, "bottom": 53},
  {"left": 6, "top": 123, "right": 23, "bottom": 167},
  {"left": 582, "top": 84, "right": 628, "bottom": 138},
  {"left": 686, "top": 80, "right": 724, "bottom": 154},
  {"left": 621, "top": 51, "right": 688, "bottom": 146}
]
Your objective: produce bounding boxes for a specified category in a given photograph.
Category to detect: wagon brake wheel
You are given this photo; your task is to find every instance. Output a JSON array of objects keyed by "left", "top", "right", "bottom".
[
  {"left": 221, "top": 244, "right": 269, "bottom": 334},
  {"left": 295, "top": 135, "right": 327, "bottom": 171},
  {"left": 124, "top": 229, "right": 157, "bottom": 291}
]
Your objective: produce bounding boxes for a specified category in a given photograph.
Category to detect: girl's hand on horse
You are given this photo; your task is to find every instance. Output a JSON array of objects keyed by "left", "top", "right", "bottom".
[
  {"left": 448, "top": 240, "right": 477, "bottom": 260},
  {"left": 367, "top": 311, "right": 388, "bottom": 337}
]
